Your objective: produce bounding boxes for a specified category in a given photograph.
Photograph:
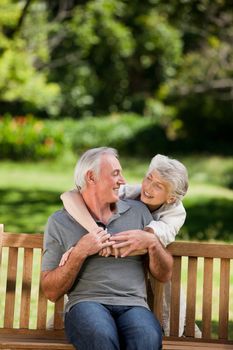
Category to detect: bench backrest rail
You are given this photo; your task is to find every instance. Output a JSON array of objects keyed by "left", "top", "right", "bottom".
[{"left": 152, "top": 241, "right": 233, "bottom": 343}]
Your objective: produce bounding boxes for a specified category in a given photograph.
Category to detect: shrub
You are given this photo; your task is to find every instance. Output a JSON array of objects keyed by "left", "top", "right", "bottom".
[
  {"left": 0, "top": 113, "right": 170, "bottom": 160},
  {"left": 0, "top": 115, "right": 64, "bottom": 160},
  {"left": 64, "top": 113, "right": 155, "bottom": 155}
]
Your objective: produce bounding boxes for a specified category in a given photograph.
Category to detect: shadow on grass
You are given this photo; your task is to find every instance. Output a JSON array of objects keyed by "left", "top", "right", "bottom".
[
  {"left": 181, "top": 198, "right": 233, "bottom": 241},
  {"left": 1, "top": 189, "right": 233, "bottom": 241},
  {"left": 0, "top": 188, "right": 61, "bottom": 233}
]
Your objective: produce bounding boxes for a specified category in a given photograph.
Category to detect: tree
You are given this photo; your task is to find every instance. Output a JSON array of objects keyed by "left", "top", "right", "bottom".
[{"left": 0, "top": 0, "right": 60, "bottom": 116}]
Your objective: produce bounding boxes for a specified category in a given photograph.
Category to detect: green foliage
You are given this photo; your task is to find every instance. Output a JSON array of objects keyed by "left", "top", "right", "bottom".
[
  {"left": 0, "top": 114, "right": 158, "bottom": 160},
  {"left": 0, "top": 0, "right": 232, "bottom": 152},
  {"left": 65, "top": 114, "right": 154, "bottom": 154},
  {"left": 182, "top": 197, "right": 233, "bottom": 242},
  {"left": 46, "top": 0, "right": 183, "bottom": 116},
  {"left": 183, "top": 156, "right": 233, "bottom": 190},
  {"left": 0, "top": 1, "right": 60, "bottom": 115},
  {"left": 0, "top": 115, "right": 64, "bottom": 160}
]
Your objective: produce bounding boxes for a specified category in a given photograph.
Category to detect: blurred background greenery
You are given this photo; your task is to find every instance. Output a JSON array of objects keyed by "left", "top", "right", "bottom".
[{"left": 0, "top": 0, "right": 232, "bottom": 240}]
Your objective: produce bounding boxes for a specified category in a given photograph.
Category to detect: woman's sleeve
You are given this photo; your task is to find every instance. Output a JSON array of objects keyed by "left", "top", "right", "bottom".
[
  {"left": 145, "top": 203, "right": 186, "bottom": 247},
  {"left": 119, "top": 184, "right": 141, "bottom": 199}
]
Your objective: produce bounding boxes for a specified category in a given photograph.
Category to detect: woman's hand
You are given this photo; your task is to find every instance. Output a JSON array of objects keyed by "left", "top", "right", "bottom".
[{"left": 109, "top": 229, "right": 153, "bottom": 257}]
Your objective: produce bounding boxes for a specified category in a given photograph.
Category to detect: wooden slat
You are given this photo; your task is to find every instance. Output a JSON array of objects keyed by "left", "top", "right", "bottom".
[
  {"left": 153, "top": 279, "right": 163, "bottom": 324},
  {"left": 54, "top": 297, "right": 65, "bottom": 330},
  {"left": 146, "top": 274, "right": 154, "bottom": 311},
  {"left": 163, "top": 338, "right": 233, "bottom": 349},
  {"left": 170, "top": 256, "right": 182, "bottom": 336},
  {"left": 202, "top": 258, "right": 213, "bottom": 338},
  {"left": 0, "top": 328, "right": 67, "bottom": 338},
  {"left": 2, "top": 233, "right": 43, "bottom": 249},
  {"left": 37, "top": 252, "right": 48, "bottom": 330},
  {"left": 219, "top": 258, "right": 230, "bottom": 340},
  {"left": 20, "top": 248, "right": 33, "bottom": 328},
  {"left": 168, "top": 242, "right": 233, "bottom": 259},
  {"left": 4, "top": 247, "right": 18, "bottom": 328},
  {"left": 185, "top": 257, "right": 197, "bottom": 337}
]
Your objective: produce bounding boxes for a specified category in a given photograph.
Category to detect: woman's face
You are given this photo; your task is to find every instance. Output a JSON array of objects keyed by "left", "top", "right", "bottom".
[{"left": 140, "top": 170, "right": 173, "bottom": 211}]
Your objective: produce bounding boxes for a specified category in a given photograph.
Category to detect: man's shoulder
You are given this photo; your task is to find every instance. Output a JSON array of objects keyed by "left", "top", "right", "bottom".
[
  {"left": 121, "top": 198, "right": 150, "bottom": 213},
  {"left": 119, "top": 199, "right": 153, "bottom": 226},
  {"left": 47, "top": 208, "right": 81, "bottom": 229},
  {"left": 48, "top": 208, "right": 69, "bottom": 223}
]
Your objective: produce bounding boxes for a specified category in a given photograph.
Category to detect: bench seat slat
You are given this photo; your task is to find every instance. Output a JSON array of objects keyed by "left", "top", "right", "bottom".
[
  {"left": 163, "top": 339, "right": 233, "bottom": 349},
  {"left": 0, "top": 338, "right": 73, "bottom": 350}
]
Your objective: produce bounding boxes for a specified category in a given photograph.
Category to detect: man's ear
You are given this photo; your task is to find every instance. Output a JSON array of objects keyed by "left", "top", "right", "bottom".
[{"left": 85, "top": 170, "right": 96, "bottom": 185}]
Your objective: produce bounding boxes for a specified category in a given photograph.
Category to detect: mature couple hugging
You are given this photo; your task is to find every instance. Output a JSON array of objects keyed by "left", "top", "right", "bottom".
[{"left": 41, "top": 147, "right": 188, "bottom": 350}]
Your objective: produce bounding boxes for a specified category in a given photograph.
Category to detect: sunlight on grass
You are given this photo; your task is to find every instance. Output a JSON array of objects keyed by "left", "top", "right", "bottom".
[{"left": 187, "top": 184, "right": 233, "bottom": 200}]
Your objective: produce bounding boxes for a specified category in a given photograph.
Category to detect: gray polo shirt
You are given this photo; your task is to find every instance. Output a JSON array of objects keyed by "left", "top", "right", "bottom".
[{"left": 42, "top": 199, "right": 153, "bottom": 312}]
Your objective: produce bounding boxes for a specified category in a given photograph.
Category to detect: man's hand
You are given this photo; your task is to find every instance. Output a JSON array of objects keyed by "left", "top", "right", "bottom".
[
  {"left": 109, "top": 230, "right": 154, "bottom": 257},
  {"left": 74, "top": 227, "right": 115, "bottom": 258}
]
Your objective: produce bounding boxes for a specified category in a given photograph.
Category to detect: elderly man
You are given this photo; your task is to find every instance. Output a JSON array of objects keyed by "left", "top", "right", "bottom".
[{"left": 41, "top": 147, "right": 173, "bottom": 350}]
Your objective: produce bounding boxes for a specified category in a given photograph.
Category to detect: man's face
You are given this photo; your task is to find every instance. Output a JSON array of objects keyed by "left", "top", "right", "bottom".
[
  {"left": 140, "top": 170, "right": 173, "bottom": 210},
  {"left": 95, "top": 154, "right": 126, "bottom": 203}
]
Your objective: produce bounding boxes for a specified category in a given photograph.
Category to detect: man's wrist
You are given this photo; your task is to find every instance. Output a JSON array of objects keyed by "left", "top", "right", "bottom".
[
  {"left": 148, "top": 235, "right": 160, "bottom": 252},
  {"left": 72, "top": 243, "right": 88, "bottom": 262}
]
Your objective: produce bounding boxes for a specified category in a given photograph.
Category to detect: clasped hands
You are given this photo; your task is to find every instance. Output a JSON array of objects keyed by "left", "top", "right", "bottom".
[
  {"left": 59, "top": 227, "right": 153, "bottom": 266},
  {"left": 100, "top": 229, "right": 153, "bottom": 258}
]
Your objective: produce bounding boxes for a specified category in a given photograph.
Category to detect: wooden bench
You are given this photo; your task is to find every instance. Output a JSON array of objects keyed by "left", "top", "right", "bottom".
[{"left": 0, "top": 224, "right": 232, "bottom": 349}]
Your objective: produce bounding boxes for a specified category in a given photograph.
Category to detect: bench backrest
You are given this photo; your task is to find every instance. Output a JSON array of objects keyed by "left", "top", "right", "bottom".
[
  {"left": 0, "top": 225, "right": 66, "bottom": 340},
  {"left": 152, "top": 241, "right": 233, "bottom": 344},
  {"left": 1, "top": 224, "right": 233, "bottom": 344}
]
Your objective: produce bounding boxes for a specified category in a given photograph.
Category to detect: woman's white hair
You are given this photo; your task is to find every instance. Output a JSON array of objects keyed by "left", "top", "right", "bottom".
[
  {"left": 148, "top": 154, "right": 189, "bottom": 201},
  {"left": 74, "top": 147, "right": 118, "bottom": 191}
]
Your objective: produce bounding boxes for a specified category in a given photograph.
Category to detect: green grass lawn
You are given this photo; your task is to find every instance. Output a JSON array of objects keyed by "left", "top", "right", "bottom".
[{"left": 0, "top": 153, "right": 232, "bottom": 241}]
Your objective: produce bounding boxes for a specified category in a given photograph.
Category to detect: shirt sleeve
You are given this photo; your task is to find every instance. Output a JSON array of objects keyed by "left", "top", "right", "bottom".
[
  {"left": 145, "top": 202, "right": 186, "bottom": 247},
  {"left": 41, "top": 215, "right": 64, "bottom": 271},
  {"left": 119, "top": 184, "right": 141, "bottom": 199}
]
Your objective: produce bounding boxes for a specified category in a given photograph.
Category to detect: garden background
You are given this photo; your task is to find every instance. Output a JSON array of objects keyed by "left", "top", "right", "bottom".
[
  {"left": 0, "top": 0, "right": 233, "bottom": 336},
  {"left": 0, "top": 0, "right": 232, "bottom": 240}
]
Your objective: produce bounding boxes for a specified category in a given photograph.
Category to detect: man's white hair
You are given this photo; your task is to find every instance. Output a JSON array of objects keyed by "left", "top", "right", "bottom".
[
  {"left": 148, "top": 154, "right": 189, "bottom": 201},
  {"left": 74, "top": 147, "right": 118, "bottom": 191}
]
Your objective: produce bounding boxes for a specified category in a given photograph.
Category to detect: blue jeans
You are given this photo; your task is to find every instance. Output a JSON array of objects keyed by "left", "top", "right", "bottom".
[{"left": 65, "top": 302, "right": 162, "bottom": 350}]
